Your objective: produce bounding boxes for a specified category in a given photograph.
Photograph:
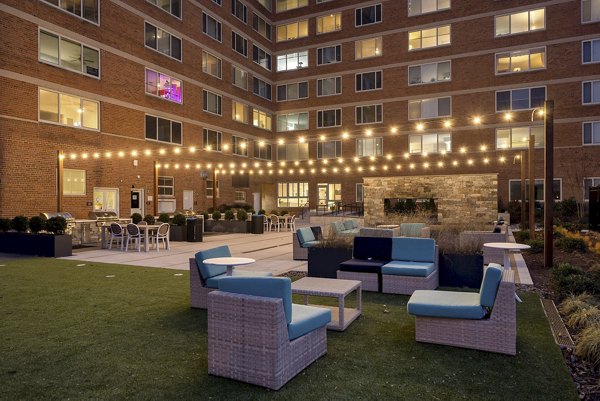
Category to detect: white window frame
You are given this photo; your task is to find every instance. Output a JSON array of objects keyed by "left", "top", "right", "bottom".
[
  {"left": 232, "top": 136, "right": 249, "bottom": 157},
  {"left": 356, "top": 137, "right": 383, "bottom": 157},
  {"left": 234, "top": 191, "right": 247, "bottom": 202},
  {"left": 356, "top": 183, "right": 364, "bottom": 202},
  {"left": 202, "top": 12, "right": 222, "bottom": 42},
  {"left": 41, "top": 0, "right": 99, "bottom": 24},
  {"left": 276, "top": 20, "right": 309, "bottom": 42},
  {"left": 144, "top": 22, "right": 182, "bottom": 61},
  {"left": 408, "top": 0, "right": 450, "bottom": 16},
  {"left": 355, "top": 37, "right": 383, "bottom": 59},
  {"left": 356, "top": 104, "right": 383, "bottom": 125},
  {"left": 145, "top": 68, "right": 183, "bottom": 103},
  {"left": 355, "top": 70, "right": 382, "bottom": 92},
  {"left": 232, "top": 100, "right": 248, "bottom": 124},
  {"left": 38, "top": 88, "right": 100, "bottom": 131},
  {"left": 254, "top": 142, "right": 272, "bottom": 160},
  {"left": 206, "top": 179, "right": 220, "bottom": 198},
  {"left": 253, "top": 44, "right": 272, "bottom": 70},
  {"left": 158, "top": 176, "right": 174, "bottom": 197},
  {"left": 408, "top": 97, "right": 451, "bottom": 120},
  {"left": 583, "top": 80, "right": 600, "bottom": 104},
  {"left": 495, "top": 86, "right": 546, "bottom": 112},
  {"left": 317, "top": 140, "right": 342, "bottom": 159},
  {"left": 317, "top": 12, "right": 342, "bottom": 34},
  {"left": 231, "top": 31, "right": 248, "bottom": 57},
  {"left": 317, "top": 76, "right": 342, "bottom": 97},
  {"left": 277, "top": 51, "right": 308, "bottom": 71},
  {"left": 257, "top": 0, "right": 271, "bottom": 11},
  {"left": 408, "top": 60, "right": 451, "bottom": 86},
  {"left": 253, "top": 78, "right": 272, "bottom": 100},
  {"left": 203, "top": 129, "right": 222, "bottom": 151},
  {"left": 582, "top": 0, "right": 600, "bottom": 23},
  {"left": 495, "top": 47, "right": 546, "bottom": 75},
  {"left": 408, "top": 133, "right": 452, "bottom": 154},
  {"left": 147, "top": 0, "right": 181, "bottom": 19},
  {"left": 63, "top": 168, "right": 86, "bottom": 196},
  {"left": 583, "top": 121, "right": 600, "bottom": 145},
  {"left": 495, "top": 126, "right": 544, "bottom": 150},
  {"left": 202, "top": 90, "right": 222, "bottom": 115},
  {"left": 317, "top": 108, "right": 342, "bottom": 128},
  {"left": 277, "top": 182, "right": 309, "bottom": 208},
  {"left": 317, "top": 44, "right": 342, "bottom": 65},
  {"left": 277, "top": 112, "right": 309, "bottom": 132},
  {"left": 253, "top": 13, "right": 272, "bottom": 40},
  {"left": 253, "top": 109, "right": 272, "bottom": 130},
  {"left": 232, "top": 65, "right": 248, "bottom": 90},
  {"left": 582, "top": 38, "right": 600, "bottom": 64},
  {"left": 355, "top": 4, "right": 382, "bottom": 27},
  {"left": 494, "top": 8, "right": 545, "bottom": 37},
  {"left": 38, "top": 29, "right": 101, "bottom": 79},
  {"left": 277, "top": 143, "right": 309, "bottom": 161},
  {"left": 408, "top": 25, "right": 451, "bottom": 51},
  {"left": 277, "top": 81, "right": 309, "bottom": 101},
  {"left": 145, "top": 114, "right": 183, "bottom": 145},
  {"left": 202, "top": 50, "right": 222, "bottom": 79},
  {"left": 231, "top": 0, "right": 247, "bottom": 23},
  {"left": 276, "top": 0, "right": 307, "bottom": 13}
]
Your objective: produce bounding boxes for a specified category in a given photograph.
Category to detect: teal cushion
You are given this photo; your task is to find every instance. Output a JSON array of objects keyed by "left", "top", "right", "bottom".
[
  {"left": 343, "top": 220, "right": 354, "bottom": 230},
  {"left": 391, "top": 238, "right": 436, "bottom": 262},
  {"left": 401, "top": 223, "right": 426, "bottom": 237},
  {"left": 349, "top": 220, "right": 358, "bottom": 229},
  {"left": 331, "top": 221, "right": 345, "bottom": 233},
  {"left": 479, "top": 264, "right": 503, "bottom": 307},
  {"left": 407, "top": 290, "right": 486, "bottom": 319},
  {"left": 218, "top": 277, "right": 293, "bottom": 324},
  {"left": 297, "top": 227, "right": 316, "bottom": 245},
  {"left": 205, "top": 271, "right": 273, "bottom": 289},
  {"left": 195, "top": 246, "right": 231, "bottom": 280},
  {"left": 382, "top": 261, "right": 435, "bottom": 277},
  {"left": 288, "top": 304, "right": 331, "bottom": 340}
]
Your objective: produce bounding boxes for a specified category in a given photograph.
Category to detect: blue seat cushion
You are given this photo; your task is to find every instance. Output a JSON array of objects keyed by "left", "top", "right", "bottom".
[
  {"left": 339, "top": 259, "right": 386, "bottom": 274},
  {"left": 382, "top": 261, "right": 435, "bottom": 277},
  {"left": 195, "top": 246, "right": 231, "bottom": 280},
  {"left": 343, "top": 220, "right": 356, "bottom": 230},
  {"left": 288, "top": 304, "right": 331, "bottom": 340},
  {"left": 407, "top": 290, "right": 487, "bottom": 320},
  {"left": 331, "top": 221, "right": 346, "bottom": 234},
  {"left": 205, "top": 271, "right": 273, "bottom": 289},
  {"left": 479, "top": 264, "right": 503, "bottom": 307},
  {"left": 297, "top": 227, "right": 316, "bottom": 245},
  {"left": 353, "top": 236, "right": 392, "bottom": 261},
  {"left": 302, "top": 240, "right": 320, "bottom": 248},
  {"left": 218, "top": 277, "right": 293, "bottom": 324},
  {"left": 391, "top": 238, "right": 436, "bottom": 262}
]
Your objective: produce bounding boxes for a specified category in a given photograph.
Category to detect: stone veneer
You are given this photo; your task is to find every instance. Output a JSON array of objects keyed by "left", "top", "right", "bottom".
[{"left": 363, "top": 174, "right": 498, "bottom": 226}]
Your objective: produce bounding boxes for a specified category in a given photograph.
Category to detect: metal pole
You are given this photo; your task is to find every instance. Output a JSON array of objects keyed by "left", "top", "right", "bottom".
[
  {"left": 529, "top": 135, "right": 535, "bottom": 239},
  {"left": 520, "top": 150, "right": 526, "bottom": 230},
  {"left": 153, "top": 161, "right": 159, "bottom": 216},
  {"left": 544, "top": 100, "right": 554, "bottom": 268},
  {"left": 57, "top": 150, "right": 64, "bottom": 212},
  {"left": 212, "top": 168, "right": 217, "bottom": 211}
]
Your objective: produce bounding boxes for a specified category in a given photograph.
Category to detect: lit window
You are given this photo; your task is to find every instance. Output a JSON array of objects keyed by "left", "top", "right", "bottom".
[
  {"left": 317, "top": 12, "right": 342, "bottom": 34},
  {"left": 582, "top": 0, "right": 600, "bottom": 23},
  {"left": 496, "top": 126, "right": 544, "bottom": 149},
  {"left": 355, "top": 37, "right": 382, "bottom": 59},
  {"left": 409, "top": 25, "right": 450, "bottom": 50},
  {"left": 202, "top": 51, "right": 222, "bottom": 78},
  {"left": 235, "top": 191, "right": 247, "bottom": 201},
  {"left": 495, "top": 8, "right": 545, "bottom": 37},
  {"left": 495, "top": 47, "right": 546, "bottom": 74},
  {"left": 39, "top": 88, "right": 99, "bottom": 130},
  {"left": 39, "top": 30, "right": 100, "bottom": 77},
  {"left": 408, "top": 61, "right": 450, "bottom": 85},
  {"left": 277, "top": 51, "right": 308, "bottom": 71},
  {"left": 277, "top": 182, "right": 309, "bottom": 208},
  {"left": 145, "top": 68, "right": 182, "bottom": 103},
  {"left": 409, "top": 133, "right": 451, "bottom": 154},
  {"left": 277, "top": 112, "right": 309, "bottom": 131},
  {"left": 276, "top": 0, "right": 307, "bottom": 12},
  {"left": 206, "top": 179, "right": 220, "bottom": 198},
  {"left": 232, "top": 66, "right": 248, "bottom": 89},
  {"left": 232, "top": 101, "right": 248, "bottom": 123},
  {"left": 253, "top": 109, "right": 272, "bottom": 130},
  {"left": 276, "top": 20, "right": 308, "bottom": 42},
  {"left": 63, "top": 169, "right": 86, "bottom": 195},
  {"left": 408, "top": 0, "right": 450, "bottom": 16}
]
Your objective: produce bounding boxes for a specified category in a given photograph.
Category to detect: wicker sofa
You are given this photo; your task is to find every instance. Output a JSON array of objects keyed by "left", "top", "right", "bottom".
[
  {"left": 330, "top": 219, "right": 360, "bottom": 237},
  {"left": 400, "top": 223, "right": 431, "bottom": 238},
  {"left": 292, "top": 226, "right": 323, "bottom": 260}
]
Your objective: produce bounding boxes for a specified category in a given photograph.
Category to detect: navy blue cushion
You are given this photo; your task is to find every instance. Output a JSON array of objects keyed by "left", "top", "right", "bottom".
[
  {"left": 195, "top": 246, "right": 231, "bottom": 280},
  {"left": 382, "top": 261, "right": 436, "bottom": 277},
  {"left": 407, "top": 290, "right": 486, "bottom": 319},
  {"left": 353, "top": 236, "right": 392, "bottom": 261},
  {"left": 288, "top": 304, "right": 331, "bottom": 340},
  {"left": 339, "top": 259, "right": 386, "bottom": 274},
  {"left": 391, "top": 238, "right": 436, "bottom": 262},
  {"left": 479, "top": 264, "right": 503, "bottom": 307}
]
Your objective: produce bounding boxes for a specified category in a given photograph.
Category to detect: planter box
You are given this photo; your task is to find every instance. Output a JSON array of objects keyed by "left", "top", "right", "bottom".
[
  {"left": 0, "top": 232, "right": 72, "bottom": 257},
  {"left": 439, "top": 253, "right": 484, "bottom": 289},
  {"left": 204, "top": 220, "right": 250, "bottom": 233},
  {"left": 308, "top": 247, "right": 353, "bottom": 279},
  {"left": 169, "top": 225, "right": 186, "bottom": 241}
]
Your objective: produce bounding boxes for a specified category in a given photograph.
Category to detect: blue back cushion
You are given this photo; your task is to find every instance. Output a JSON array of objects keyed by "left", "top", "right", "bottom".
[
  {"left": 331, "top": 221, "right": 345, "bottom": 233},
  {"left": 343, "top": 220, "right": 354, "bottom": 230},
  {"left": 297, "top": 227, "right": 315, "bottom": 244},
  {"left": 479, "top": 264, "right": 503, "bottom": 307},
  {"left": 195, "top": 246, "right": 231, "bottom": 280},
  {"left": 218, "top": 276, "right": 293, "bottom": 324},
  {"left": 353, "top": 236, "right": 392, "bottom": 261},
  {"left": 391, "top": 238, "right": 435, "bottom": 262}
]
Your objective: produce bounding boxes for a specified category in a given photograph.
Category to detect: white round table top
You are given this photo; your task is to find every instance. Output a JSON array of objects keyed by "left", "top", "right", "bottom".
[
  {"left": 483, "top": 242, "right": 531, "bottom": 250},
  {"left": 203, "top": 257, "right": 256, "bottom": 266}
]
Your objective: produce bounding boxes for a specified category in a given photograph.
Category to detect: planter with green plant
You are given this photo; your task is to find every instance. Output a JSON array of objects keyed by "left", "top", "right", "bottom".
[
  {"left": 143, "top": 214, "right": 156, "bottom": 225},
  {"left": 131, "top": 213, "right": 143, "bottom": 224},
  {"left": 307, "top": 233, "right": 353, "bottom": 279},
  {"left": 0, "top": 215, "right": 71, "bottom": 257},
  {"left": 435, "top": 225, "right": 484, "bottom": 288},
  {"left": 204, "top": 209, "right": 250, "bottom": 233},
  {"left": 169, "top": 213, "right": 187, "bottom": 241},
  {"left": 158, "top": 213, "right": 170, "bottom": 223}
]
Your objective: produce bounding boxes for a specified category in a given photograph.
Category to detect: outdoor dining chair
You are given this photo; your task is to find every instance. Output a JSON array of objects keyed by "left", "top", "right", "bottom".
[
  {"left": 269, "top": 215, "right": 281, "bottom": 232},
  {"left": 108, "top": 223, "right": 124, "bottom": 250},
  {"left": 287, "top": 215, "right": 297, "bottom": 232},
  {"left": 124, "top": 223, "right": 142, "bottom": 252},
  {"left": 154, "top": 222, "right": 170, "bottom": 251}
]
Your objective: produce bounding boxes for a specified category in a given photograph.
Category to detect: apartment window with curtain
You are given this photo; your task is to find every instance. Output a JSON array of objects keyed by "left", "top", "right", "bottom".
[
  {"left": 254, "top": 142, "right": 272, "bottom": 160},
  {"left": 317, "top": 109, "right": 342, "bottom": 128},
  {"left": 232, "top": 136, "right": 248, "bottom": 156},
  {"left": 253, "top": 14, "right": 272, "bottom": 40},
  {"left": 277, "top": 112, "right": 309, "bottom": 131},
  {"left": 409, "top": 133, "right": 451, "bottom": 154},
  {"left": 202, "top": 13, "right": 222, "bottom": 41},
  {"left": 277, "top": 51, "right": 308, "bottom": 71},
  {"left": 63, "top": 169, "right": 86, "bottom": 195},
  {"left": 355, "top": 4, "right": 382, "bottom": 26},
  {"left": 145, "top": 69, "right": 182, "bottom": 103},
  {"left": 408, "top": 61, "right": 450, "bottom": 85},
  {"left": 317, "top": 76, "right": 342, "bottom": 96},
  {"left": 317, "top": 12, "right": 341, "bottom": 34},
  {"left": 253, "top": 109, "right": 272, "bottom": 130},
  {"left": 356, "top": 71, "right": 382, "bottom": 92},
  {"left": 39, "top": 30, "right": 100, "bottom": 78},
  {"left": 356, "top": 104, "right": 382, "bottom": 124},
  {"left": 317, "top": 45, "right": 341, "bottom": 65},
  {"left": 583, "top": 38, "right": 600, "bottom": 63},
  {"left": 202, "top": 51, "right": 222, "bottom": 78},
  {"left": 317, "top": 140, "right": 342, "bottom": 159},
  {"left": 356, "top": 137, "right": 383, "bottom": 156},
  {"left": 253, "top": 45, "right": 272, "bottom": 70},
  {"left": 408, "top": 97, "right": 451, "bottom": 120},
  {"left": 39, "top": 88, "right": 99, "bottom": 130},
  {"left": 232, "top": 31, "right": 248, "bottom": 56},
  {"left": 277, "top": 81, "right": 308, "bottom": 101},
  {"left": 582, "top": 0, "right": 600, "bottom": 23},
  {"left": 496, "top": 126, "right": 544, "bottom": 149},
  {"left": 41, "top": 0, "right": 99, "bottom": 23},
  {"left": 355, "top": 37, "right": 382, "bottom": 59},
  {"left": 277, "top": 143, "right": 309, "bottom": 161},
  {"left": 276, "top": 20, "right": 308, "bottom": 42},
  {"left": 202, "top": 90, "right": 222, "bottom": 115},
  {"left": 144, "top": 22, "right": 181, "bottom": 60},
  {"left": 147, "top": 0, "right": 181, "bottom": 18},
  {"left": 203, "top": 129, "right": 221, "bottom": 151},
  {"left": 408, "top": 0, "right": 450, "bottom": 16},
  {"left": 495, "top": 8, "right": 545, "bottom": 37},
  {"left": 232, "top": 100, "right": 248, "bottom": 123},
  {"left": 496, "top": 47, "right": 546, "bottom": 74},
  {"left": 231, "top": 0, "right": 247, "bottom": 23},
  {"left": 409, "top": 25, "right": 450, "bottom": 50},
  {"left": 253, "top": 78, "right": 272, "bottom": 100},
  {"left": 232, "top": 65, "right": 248, "bottom": 89}
]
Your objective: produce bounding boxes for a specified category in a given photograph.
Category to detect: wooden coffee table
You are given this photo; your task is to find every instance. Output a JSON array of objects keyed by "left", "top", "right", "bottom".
[{"left": 291, "top": 277, "right": 362, "bottom": 331}]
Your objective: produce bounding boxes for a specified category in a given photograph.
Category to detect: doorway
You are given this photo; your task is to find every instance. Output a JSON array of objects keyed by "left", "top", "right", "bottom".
[
  {"left": 183, "top": 190, "right": 194, "bottom": 211},
  {"left": 317, "top": 183, "right": 341, "bottom": 210},
  {"left": 93, "top": 188, "right": 119, "bottom": 214},
  {"left": 130, "top": 189, "right": 144, "bottom": 216}
]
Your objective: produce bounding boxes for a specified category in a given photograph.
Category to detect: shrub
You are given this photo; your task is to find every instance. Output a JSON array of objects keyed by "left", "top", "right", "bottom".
[
  {"left": 270, "top": 210, "right": 279, "bottom": 216},
  {"left": 242, "top": 204, "right": 253, "bottom": 212},
  {"left": 559, "top": 293, "right": 599, "bottom": 316},
  {"left": 0, "top": 218, "right": 10, "bottom": 232},
  {"left": 158, "top": 213, "right": 170, "bottom": 223},
  {"left": 171, "top": 213, "right": 187, "bottom": 226},
  {"left": 29, "top": 216, "right": 46, "bottom": 233},
  {"left": 211, "top": 211, "right": 221, "bottom": 220},
  {"left": 236, "top": 209, "right": 248, "bottom": 221},
  {"left": 556, "top": 198, "right": 578, "bottom": 220},
  {"left": 514, "top": 230, "right": 530, "bottom": 242},
  {"left": 575, "top": 325, "right": 600, "bottom": 369},
  {"left": 131, "top": 213, "right": 143, "bottom": 224},
  {"left": 555, "top": 237, "right": 587, "bottom": 253},
  {"left": 45, "top": 216, "right": 67, "bottom": 234},
  {"left": 202, "top": 212, "right": 209, "bottom": 221},
  {"left": 217, "top": 204, "right": 229, "bottom": 213},
  {"left": 224, "top": 210, "right": 235, "bottom": 221},
  {"left": 551, "top": 263, "right": 596, "bottom": 299},
  {"left": 143, "top": 214, "right": 155, "bottom": 225},
  {"left": 11, "top": 215, "right": 29, "bottom": 232},
  {"left": 567, "top": 306, "right": 600, "bottom": 331},
  {"left": 258, "top": 209, "right": 266, "bottom": 215},
  {"left": 524, "top": 238, "right": 544, "bottom": 253},
  {"left": 280, "top": 210, "right": 289, "bottom": 216}
]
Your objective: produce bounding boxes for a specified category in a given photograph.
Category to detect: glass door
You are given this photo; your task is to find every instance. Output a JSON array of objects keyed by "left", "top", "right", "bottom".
[{"left": 93, "top": 188, "right": 119, "bottom": 213}]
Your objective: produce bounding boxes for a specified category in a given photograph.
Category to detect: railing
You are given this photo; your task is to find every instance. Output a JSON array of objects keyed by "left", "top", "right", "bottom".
[{"left": 342, "top": 202, "right": 364, "bottom": 216}]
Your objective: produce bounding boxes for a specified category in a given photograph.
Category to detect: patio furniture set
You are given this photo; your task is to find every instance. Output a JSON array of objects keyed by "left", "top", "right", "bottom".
[
  {"left": 263, "top": 214, "right": 297, "bottom": 232},
  {"left": 103, "top": 222, "right": 170, "bottom": 252}
]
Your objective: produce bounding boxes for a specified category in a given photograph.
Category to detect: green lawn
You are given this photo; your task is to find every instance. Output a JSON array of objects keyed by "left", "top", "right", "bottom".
[{"left": 0, "top": 258, "right": 578, "bottom": 401}]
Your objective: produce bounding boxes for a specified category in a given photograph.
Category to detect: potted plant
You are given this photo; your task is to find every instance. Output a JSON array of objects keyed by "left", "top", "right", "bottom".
[
  {"left": 131, "top": 213, "right": 143, "bottom": 224},
  {"left": 143, "top": 214, "right": 156, "bottom": 225},
  {"left": 434, "top": 225, "right": 484, "bottom": 288},
  {"left": 224, "top": 210, "right": 235, "bottom": 221},
  {"left": 307, "top": 233, "right": 353, "bottom": 279},
  {"left": 0, "top": 215, "right": 71, "bottom": 257},
  {"left": 169, "top": 213, "right": 187, "bottom": 241},
  {"left": 158, "top": 213, "right": 170, "bottom": 223}
]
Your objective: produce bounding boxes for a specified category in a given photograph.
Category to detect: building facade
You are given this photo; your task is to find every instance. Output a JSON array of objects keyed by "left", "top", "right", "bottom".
[{"left": 0, "top": 0, "right": 599, "bottom": 219}]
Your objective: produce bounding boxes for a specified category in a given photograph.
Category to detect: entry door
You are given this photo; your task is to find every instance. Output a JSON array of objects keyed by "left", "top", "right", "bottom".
[
  {"left": 130, "top": 189, "right": 144, "bottom": 216},
  {"left": 93, "top": 188, "right": 119, "bottom": 214},
  {"left": 183, "top": 190, "right": 194, "bottom": 210},
  {"left": 318, "top": 183, "right": 342, "bottom": 209}
]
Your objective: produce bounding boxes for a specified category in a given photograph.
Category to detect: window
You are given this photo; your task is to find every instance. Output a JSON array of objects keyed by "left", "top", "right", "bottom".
[
  {"left": 253, "top": 14, "right": 272, "bottom": 40},
  {"left": 582, "top": 0, "right": 600, "bottom": 23},
  {"left": 408, "top": 0, "right": 450, "bottom": 16},
  {"left": 277, "top": 81, "right": 308, "bottom": 101},
  {"left": 253, "top": 78, "right": 272, "bottom": 100},
  {"left": 147, "top": 0, "right": 181, "bottom": 18},
  {"left": 158, "top": 176, "right": 174, "bottom": 196},
  {"left": 317, "top": 109, "right": 342, "bottom": 128},
  {"left": 277, "top": 143, "right": 309, "bottom": 161},
  {"left": 356, "top": 137, "right": 383, "bottom": 156},
  {"left": 232, "top": 0, "right": 247, "bottom": 23},
  {"left": 317, "top": 45, "right": 342, "bottom": 65},
  {"left": 509, "top": 179, "right": 561, "bottom": 201},
  {"left": 145, "top": 68, "right": 182, "bottom": 103},
  {"left": 145, "top": 114, "right": 182, "bottom": 144},
  {"left": 235, "top": 191, "right": 247, "bottom": 201},
  {"left": 583, "top": 39, "right": 600, "bottom": 63},
  {"left": 584, "top": 178, "right": 600, "bottom": 200},
  {"left": 356, "top": 71, "right": 382, "bottom": 92},
  {"left": 202, "top": 51, "right": 222, "bottom": 78},
  {"left": 409, "top": 25, "right": 450, "bottom": 50},
  {"left": 583, "top": 80, "right": 600, "bottom": 104},
  {"left": 317, "top": 76, "right": 342, "bottom": 97},
  {"left": 211, "top": 0, "right": 221, "bottom": 4},
  {"left": 495, "top": 8, "right": 545, "bottom": 37},
  {"left": 277, "top": 112, "right": 309, "bottom": 131},
  {"left": 254, "top": 142, "right": 272, "bottom": 160},
  {"left": 583, "top": 121, "right": 600, "bottom": 144},
  {"left": 144, "top": 23, "right": 181, "bottom": 61},
  {"left": 206, "top": 179, "right": 220, "bottom": 197},
  {"left": 232, "top": 136, "right": 248, "bottom": 156},
  {"left": 276, "top": 0, "right": 307, "bottom": 12},
  {"left": 277, "top": 51, "right": 308, "bottom": 71},
  {"left": 232, "top": 101, "right": 248, "bottom": 123},
  {"left": 356, "top": 183, "right": 364, "bottom": 202},
  {"left": 41, "top": 0, "right": 99, "bottom": 23},
  {"left": 253, "top": 109, "right": 272, "bottom": 130},
  {"left": 356, "top": 104, "right": 383, "bottom": 124},
  {"left": 203, "top": 90, "right": 222, "bottom": 115},
  {"left": 203, "top": 13, "right": 222, "bottom": 41},
  {"left": 203, "top": 129, "right": 222, "bottom": 151},
  {"left": 408, "top": 97, "right": 451, "bottom": 120},
  {"left": 496, "top": 87, "right": 546, "bottom": 111},
  {"left": 277, "top": 182, "right": 309, "bottom": 208},
  {"left": 277, "top": 20, "right": 308, "bottom": 42},
  {"left": 39, "top": 88, "right": 99, "bottom": 130},
  {"left": 355, "top": 37, "right": 382, "bottom": 59},
  {"left": 409, "top": 133, "right": 451, "bottom": 154},
  {"left": 63, "top": 169, "right": 86, "bottom": 195},
  {"left": 232, "top": 31, "right": 248, "bottom": 56},
  {"left": 39, "top": 30, "right": 100, "bottom": 78},
  {"left": 496, "top": 126, "right": 544, "bottom": 149},
  {"left": 257, "top": 0, "right": 271, "bottom": 11},
  {"left": 232, "top": 66, "right": 248, "bottom": 89},
  {"left": 408, "top": 61, "right": 450, "bottom": 85},
  {"left": 317, "top": 12, "right": 341, "bottom": 34},
  {"left": 253, "top": 45, "right": 272, "bottom": 70},
  {"left": 317, "top": 140, "right": 342, "bottom": 159},
  {"left": 496, "top": 47, "right": 546, "bottom": 74},
  {"left": 355, "top": 4, "right": 382, "bottom": 26}
]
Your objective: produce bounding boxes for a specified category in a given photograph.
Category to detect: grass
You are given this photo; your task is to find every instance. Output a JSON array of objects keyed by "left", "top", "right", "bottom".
[{"left": 0, "top": 258, "right": 578, "bottom": 401}]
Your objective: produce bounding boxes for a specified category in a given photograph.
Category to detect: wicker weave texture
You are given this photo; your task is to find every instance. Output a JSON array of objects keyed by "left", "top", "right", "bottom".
[
  {"left": 208, "top": 291, "right": 327, "bottom": 390},
  {"left": 414, "top": 270, "right": 517, "bottom": 355},
  {"left": 382, "top": 270, "right": 439, "bottom": 295},
  {"left": 337, "top": 271, "right": 379, "bottom": 292},
  {"left": 292, "top": 233, "right": 308, "bottom": 260},
  {"left": 189, "top": 258, "right": 215, "bottom": 309}
]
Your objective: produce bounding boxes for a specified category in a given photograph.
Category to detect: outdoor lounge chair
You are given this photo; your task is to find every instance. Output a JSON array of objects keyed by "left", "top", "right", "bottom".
[
  {"left": 407, "top": 264, "right": 516, "bottom": 355},
  {"left": 207, "top": 276, "right": 331, "bottom": 390}
]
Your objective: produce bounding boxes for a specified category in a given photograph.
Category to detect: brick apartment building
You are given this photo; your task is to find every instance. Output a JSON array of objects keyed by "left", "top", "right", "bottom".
[{"left": 0, "top": 0, "right": 599, "bottom": 219}]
